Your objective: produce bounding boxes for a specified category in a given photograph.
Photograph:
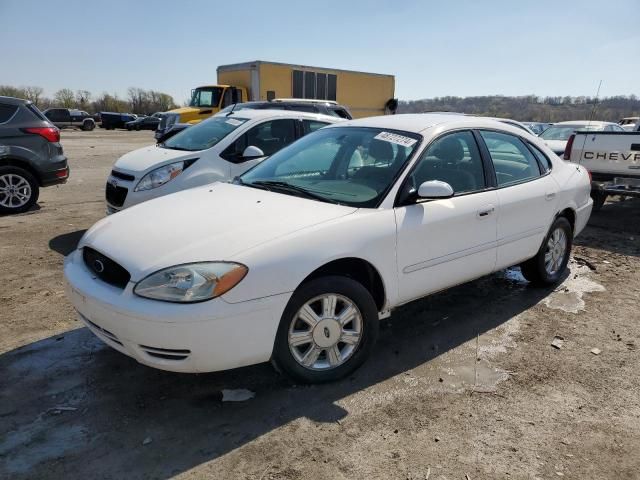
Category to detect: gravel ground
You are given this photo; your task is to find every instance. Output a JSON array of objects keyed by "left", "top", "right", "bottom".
[{"left": 1, "top": 129, "right": 639, "bottom": 480}]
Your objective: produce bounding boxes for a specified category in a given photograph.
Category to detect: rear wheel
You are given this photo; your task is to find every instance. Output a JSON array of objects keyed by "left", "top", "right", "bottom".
[
  {"left": 0, "top": 166, "right": 39, "bottom": 214},
  {"left": 272, "top": 276, "right": 379, "bottom": 383},
  {"left": 520, "top": 216, "right": 572, "bottom": 286}
]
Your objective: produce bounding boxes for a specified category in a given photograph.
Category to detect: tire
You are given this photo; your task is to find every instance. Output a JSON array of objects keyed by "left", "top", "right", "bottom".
[
  {"left": 0, "top": 166, "right": 39, "bottom": 214},
  {"left": 135, "top": 125, "right": 141, "bottom": 131},
  {"left": 82, "top": 121, "right": 95, "bottom": 131},
  {"left": 591, "top": 191, "right": 607, "bottom": 211},
  {"left": 520, "top": 216, "right": 573, "bottom": 286},
  {"left": 272, "top": 275, "right": 379, "bottom": 383}
]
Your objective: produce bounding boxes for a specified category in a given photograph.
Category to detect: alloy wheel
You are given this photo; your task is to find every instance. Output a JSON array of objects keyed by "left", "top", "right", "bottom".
[
  {"left": 544, "top": 227, "right": 567, "bottom": 275},
  {"left": 0, "top": 173, "right": 32, "bottom": 209},
  {"left": 288, "top": 293, "right": 363, "bottom": 371}
]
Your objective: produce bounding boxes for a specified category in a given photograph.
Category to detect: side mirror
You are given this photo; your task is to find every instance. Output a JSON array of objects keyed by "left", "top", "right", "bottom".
[
  {"left": 242, "top": 145, "right": 265, "bottom": 160},
  {"left": 417, "top": 180, "right": 454, "bottom": 199}
]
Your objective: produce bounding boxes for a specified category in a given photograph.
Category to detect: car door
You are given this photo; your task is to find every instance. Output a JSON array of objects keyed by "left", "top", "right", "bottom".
[
  {"left": 223, "top": 118, "right": 298, "bottom": 178},
  {"left": 394, "top": 130, "right": 498, "bottom": 303},
  {"left": 477, "top": 130, "right": 559, "bottom": 270}
]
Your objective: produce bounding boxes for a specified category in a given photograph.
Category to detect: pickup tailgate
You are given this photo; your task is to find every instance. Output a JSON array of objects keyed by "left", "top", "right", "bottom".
[{"left": 570, "top": 132, "right": 640, "bottom": 178}]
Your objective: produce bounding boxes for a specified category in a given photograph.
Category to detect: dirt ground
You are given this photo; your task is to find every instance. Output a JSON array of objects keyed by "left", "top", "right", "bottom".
[{"left": 1, "top": 129, "right": 639, "bottom": 480}]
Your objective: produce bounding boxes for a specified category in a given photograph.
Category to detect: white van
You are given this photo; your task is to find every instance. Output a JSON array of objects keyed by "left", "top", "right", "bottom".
[{"left": 105, "top": 109, "right": 342, "bottom": 213}]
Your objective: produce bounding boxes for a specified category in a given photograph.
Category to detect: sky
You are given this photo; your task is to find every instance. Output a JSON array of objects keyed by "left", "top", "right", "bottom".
[{"left": 1, "top": 0, "right": 639, "bottom": 103}]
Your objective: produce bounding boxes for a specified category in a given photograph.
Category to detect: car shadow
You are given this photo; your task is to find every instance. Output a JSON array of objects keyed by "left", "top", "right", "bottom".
[
  {"left": 48, "top": 229, "right": 87, "bottom": 256},
  {"left": 575, "top": 197, "right": 640, "bottom": 258},
  {"left": 0, "top": 270, "right": 555, "bottom": 479},
  {"left": 0, "top": 203, "right": 41, "bottom": 218}
]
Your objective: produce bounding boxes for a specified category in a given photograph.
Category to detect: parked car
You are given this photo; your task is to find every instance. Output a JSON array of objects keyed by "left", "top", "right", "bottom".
[
  {"left": 618, "top": 117, "right": 639, "bottom": 131},
  {"left": 523, "top": 122, "right": 552, "bottom": 135},
  {"left": 155, "top": 99, "right": 353, "bottom": 142},
  {"left": 66, "top": 113, "right": 592, "bottom": 383},
  {"left": 0, "top": 96, "right": 69, "bottom": 214},
  {"left": 126, "top": 113, "right": 164, "bottom": 131},
  {"left": 100, "top": 112, "right": 138, "bottom": 130},
  {"left": 539, "top": 121, "right": 625, "bottom": 156},
  {"left": 106, "top": 109, "right": 342, "bottom": 213},
  {"left": 564, "top": 129, "right": 640, "bottom": 210},
  {"left": 43, "top": 108, "right": 95, "bottom": 131},
  {"left": 155, "top": 123, "right": 190, "bottom": 143}
]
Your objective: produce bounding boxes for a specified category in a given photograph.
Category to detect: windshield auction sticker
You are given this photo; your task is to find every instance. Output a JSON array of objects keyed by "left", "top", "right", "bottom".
[{"left": 374, "top": 131, "right": 417, "bottom": 147}]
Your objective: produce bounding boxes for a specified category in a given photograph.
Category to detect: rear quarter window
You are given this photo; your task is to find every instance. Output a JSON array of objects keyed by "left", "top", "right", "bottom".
[{"left": 0, "top": 104, "right": 19, "bottom": 123}]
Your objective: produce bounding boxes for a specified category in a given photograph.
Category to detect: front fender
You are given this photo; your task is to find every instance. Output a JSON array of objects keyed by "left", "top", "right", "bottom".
[{"left": 223, "top": 209, "right": 399, "bottom": 307}]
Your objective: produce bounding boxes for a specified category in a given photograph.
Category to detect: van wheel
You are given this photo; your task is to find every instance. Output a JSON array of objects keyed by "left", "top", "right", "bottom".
[
  {"left": 0, "top": 166, "right": 39, "bottom": 214},
  {"left": 272, "top": 276, "right": 379, "bottom": 383},
  {"left": 520, "top": 216, "right": 572, "bottom": 286}
]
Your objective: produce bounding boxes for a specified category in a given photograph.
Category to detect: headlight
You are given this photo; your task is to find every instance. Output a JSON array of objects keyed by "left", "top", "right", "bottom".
[
  {"left": 134, "top": 262, "right": 248, "bottom": 303},
  {"left": 135, "top": 160, "right": 192, "bottom": 192}
]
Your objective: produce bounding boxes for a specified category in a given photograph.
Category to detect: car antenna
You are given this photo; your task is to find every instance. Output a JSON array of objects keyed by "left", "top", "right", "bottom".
[
  {"left": 226, "top": 103, "right": 237, "bottom": 117},
  {"left": 581, "top": 79, "right": 603, "bottom": 153}
]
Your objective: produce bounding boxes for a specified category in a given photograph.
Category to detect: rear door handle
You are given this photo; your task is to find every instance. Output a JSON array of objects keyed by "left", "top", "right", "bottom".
[
  {"left": 477, "top": 205, "right": 495, "bottom": 218},
  {"left": 545, "top": 192, "right": 557, "bottom": 201}
]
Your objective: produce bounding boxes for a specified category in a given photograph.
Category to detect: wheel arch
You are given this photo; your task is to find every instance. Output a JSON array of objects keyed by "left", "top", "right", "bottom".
[
  {"left": 0, "top": 157, "right": 41, "bottom": 185},
  {"left": 298, "top": 257, "right": 387, "bottom": 312},
  {"left": 556, "top": 207, "right": 576, "bottom": 232}
]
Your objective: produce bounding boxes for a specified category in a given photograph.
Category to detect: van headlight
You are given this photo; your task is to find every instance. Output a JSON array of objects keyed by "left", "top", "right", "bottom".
[
  {"left": 134, "top": 262, "right": 248, "bottom": 303},
  {"left": 135, "top": 160, "right": 195, "bottom": 192}
]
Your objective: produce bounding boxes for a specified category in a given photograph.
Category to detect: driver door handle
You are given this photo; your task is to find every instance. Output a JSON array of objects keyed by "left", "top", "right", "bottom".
[{"left": 545, "top": 191, "right": 557, "bottom": 200}]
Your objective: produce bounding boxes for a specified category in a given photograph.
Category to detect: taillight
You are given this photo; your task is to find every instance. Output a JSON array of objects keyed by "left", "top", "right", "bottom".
[
  {"left": 563, "top": 133, "right": 575, "bottom": 160},
  {"left": 22, "top": 127, "right": 60, "bottom": 143},
  {"left": 587, "top": 169, "right": 592, "bottom": 182}
]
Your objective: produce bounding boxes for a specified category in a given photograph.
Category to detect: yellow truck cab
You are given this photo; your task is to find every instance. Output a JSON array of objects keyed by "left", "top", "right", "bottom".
[{"left": 170, "top": 85, "right": 248, "bottom": 125}]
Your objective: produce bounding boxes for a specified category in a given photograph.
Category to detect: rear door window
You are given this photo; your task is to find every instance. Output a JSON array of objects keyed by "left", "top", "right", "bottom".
[
  {"left": 0, "top": 104, "right": 19, "bottom": 124},
  {"left": 480, "top": 131, "right": 541, "bottom": 187},
  {"left": 302, "top": 120, "right": 329, "bottom": 134}
]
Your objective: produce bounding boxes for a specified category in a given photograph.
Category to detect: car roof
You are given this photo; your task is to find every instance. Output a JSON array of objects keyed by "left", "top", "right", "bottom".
[
  {"left": 324, "top": 113, "right": 523, "bottom": 134},
  {"left": 552, "top": 120, "right": 616, "bottom": 126},
  {"left": 0, "top": 96, "right": 29, "bottom": 106},
  {"left": 217, "top": 108, "right": 340, "bottom": 123}
]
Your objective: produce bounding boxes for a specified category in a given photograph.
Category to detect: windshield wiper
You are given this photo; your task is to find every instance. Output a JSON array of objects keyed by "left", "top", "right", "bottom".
[
  {"left": 249, "top": 180, "right": 339, "bottom": 204},
  {"left": 162, "top": 145, "right": 194, "bottom": 151}
]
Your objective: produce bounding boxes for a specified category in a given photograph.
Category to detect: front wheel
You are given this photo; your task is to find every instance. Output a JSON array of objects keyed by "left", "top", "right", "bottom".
[
  {"left": 272, "top": 276, "right": 379, "bottom": 383},
  {"left": 0, "top": 166, "right": 39, "bottom": 214},
  {"left": 520, "top": 216, "right": 572, "bottom": 286}
]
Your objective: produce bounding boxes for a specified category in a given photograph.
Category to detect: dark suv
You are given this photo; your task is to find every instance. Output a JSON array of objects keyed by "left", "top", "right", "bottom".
[
  {"left": 44, "top": 108, "right": 96, "bottom": 131},
  {"left": 0, "top": 96, "right": 69, "bottom": 214}
]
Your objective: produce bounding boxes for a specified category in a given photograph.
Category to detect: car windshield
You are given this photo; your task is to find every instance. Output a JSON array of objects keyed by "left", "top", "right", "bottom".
[
  {"left": 161, "top": 116, "right": 248, "bottom": 151},
  {"left": 239, "top": 126, "right": 421, "bottom": 207},
  {"left": 189, "top": 87, "right": 224, "bottom": 108},
  {"left": 540, "top": 124, "right": 603, "bottom": 141}
]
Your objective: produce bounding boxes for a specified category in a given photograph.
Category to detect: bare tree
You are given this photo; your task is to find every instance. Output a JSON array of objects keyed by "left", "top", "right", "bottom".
[
  {"left": 23, "top": 86, "right": 44, "bottom": 106},
  {"left": 54, "top": 88, "right": 76, "bottom": 108},
  {"left": 75, "top": 90, "right": 92, "bottom": 110}
]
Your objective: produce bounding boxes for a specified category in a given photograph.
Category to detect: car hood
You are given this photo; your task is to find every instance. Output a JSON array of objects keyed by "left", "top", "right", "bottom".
[
  {"left": 113, "top": 145, "right": 201, "bottom": 173},
  {"left": 79, "top": 182, "right": 357, "bottom": 281},
  {"left": 542, "top": 139, "right": 567, "bottom": 154}
]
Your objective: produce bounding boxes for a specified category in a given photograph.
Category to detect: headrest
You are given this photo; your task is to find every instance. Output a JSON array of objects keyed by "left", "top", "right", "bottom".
[{"left": 432, "top": 136, "right": 464, "bottom": 162}]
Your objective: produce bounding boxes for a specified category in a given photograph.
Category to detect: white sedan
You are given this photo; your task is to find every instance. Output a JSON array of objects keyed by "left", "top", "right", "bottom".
[
  {"left": 105, "top": 109, "right": 341, "bottom": 213},
  {"left": 65, "top": 114, "right": 593, "bottom": 383}
]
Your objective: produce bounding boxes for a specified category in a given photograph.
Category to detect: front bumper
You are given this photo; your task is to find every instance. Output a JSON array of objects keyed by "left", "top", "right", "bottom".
[{"left": 64, "top": 249, "right": 290, "bottom": 373}]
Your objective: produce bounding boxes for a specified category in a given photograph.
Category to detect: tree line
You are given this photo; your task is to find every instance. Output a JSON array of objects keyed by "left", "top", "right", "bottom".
[
  {"left": 398, "top": 95, "right": 640, "bottom": 122},
  {"left": 0, "top": 85, "right": 178, "bottom": 115}
]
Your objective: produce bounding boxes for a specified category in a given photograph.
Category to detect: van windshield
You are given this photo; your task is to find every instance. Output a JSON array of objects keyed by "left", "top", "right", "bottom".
[
  {"left": 161, "top": 116, "right": 248, "bottom": 152},
  {"left": 189, "top": 87, "right": 224, "bottom": 108}
]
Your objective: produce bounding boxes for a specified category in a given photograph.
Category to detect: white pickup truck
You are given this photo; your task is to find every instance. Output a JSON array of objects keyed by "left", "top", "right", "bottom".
[{"left": 565, "top": 131, "right": 640, "bottom": 210}]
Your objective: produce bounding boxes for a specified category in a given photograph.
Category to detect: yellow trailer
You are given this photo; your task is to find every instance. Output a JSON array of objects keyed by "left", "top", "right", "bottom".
[{"left": 217, "top": 60, "right": 396, "bottom": 118}]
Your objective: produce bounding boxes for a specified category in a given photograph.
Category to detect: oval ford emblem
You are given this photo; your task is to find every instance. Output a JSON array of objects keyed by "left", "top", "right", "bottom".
[{"left": 94, "top": 259, "right": 105, "bottom": 273}]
